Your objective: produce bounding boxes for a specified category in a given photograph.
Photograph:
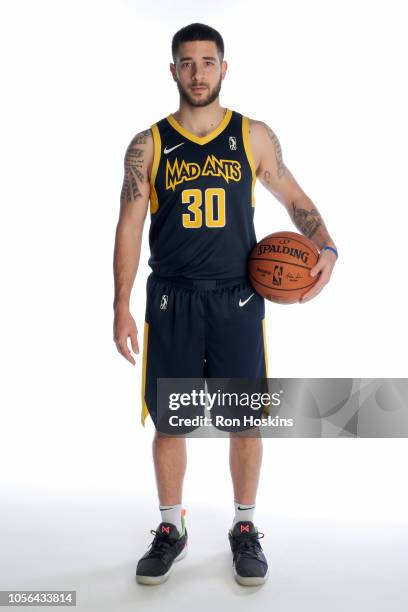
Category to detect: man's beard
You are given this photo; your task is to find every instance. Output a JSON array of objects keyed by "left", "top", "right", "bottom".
[{"left": 176, "top": 75, "right": 222, "bottom": 107}]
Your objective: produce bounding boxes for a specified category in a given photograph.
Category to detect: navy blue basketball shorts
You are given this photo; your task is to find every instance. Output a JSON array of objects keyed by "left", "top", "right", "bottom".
[{"left": 140, "top": 272, "right": 269, "bottom": 430}]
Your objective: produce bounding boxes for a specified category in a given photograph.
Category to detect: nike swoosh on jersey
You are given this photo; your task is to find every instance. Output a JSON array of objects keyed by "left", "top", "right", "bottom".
[
  {"left": 239, "top": 293, "right": 255, "bottom": 307},
  {"left": 163, "top": 142, "right": 185, "bottom": 154}
]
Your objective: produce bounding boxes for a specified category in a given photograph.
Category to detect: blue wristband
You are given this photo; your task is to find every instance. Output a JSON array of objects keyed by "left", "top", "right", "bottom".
[{"left": 322, "top": 245, "right": 338, "bottom": 258}]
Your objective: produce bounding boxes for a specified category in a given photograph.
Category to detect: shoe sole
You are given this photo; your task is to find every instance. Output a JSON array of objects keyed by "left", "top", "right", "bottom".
[
  {"left": 136, "top": 543, "right": 188, "bottom": 585},
  {"left": 233, "top": 567, "right": 269, "bottom": 586}
]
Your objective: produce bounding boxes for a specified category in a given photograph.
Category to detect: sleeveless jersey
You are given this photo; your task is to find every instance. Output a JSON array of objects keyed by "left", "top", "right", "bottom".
[{"left": 148, "top": 108, "right": 258, "bottom": 279}]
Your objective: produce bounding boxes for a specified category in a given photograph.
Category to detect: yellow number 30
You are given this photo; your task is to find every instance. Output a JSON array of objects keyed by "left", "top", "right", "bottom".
[{"left": 182, "top": 188, "right": 226, "bottom": 228}]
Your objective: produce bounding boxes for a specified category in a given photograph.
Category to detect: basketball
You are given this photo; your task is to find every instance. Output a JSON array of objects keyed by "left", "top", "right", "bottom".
[{"left": 248, "top": 231, "right": 320, "bottom": 304}]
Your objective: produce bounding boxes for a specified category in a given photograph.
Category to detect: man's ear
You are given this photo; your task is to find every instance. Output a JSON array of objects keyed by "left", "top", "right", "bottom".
[{"left": 169, "top": 62, "right": 177, "bottom": 81}]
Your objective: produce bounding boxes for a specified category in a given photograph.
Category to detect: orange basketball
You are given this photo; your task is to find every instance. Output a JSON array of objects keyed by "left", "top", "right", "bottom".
[{"left": 248, "top": 231, "right": 320, "bottom": 304}]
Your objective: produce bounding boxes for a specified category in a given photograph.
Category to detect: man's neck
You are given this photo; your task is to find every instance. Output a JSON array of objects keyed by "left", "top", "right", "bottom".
[{"left": 171, "top": 103, "right": 227, "bottom": 138}]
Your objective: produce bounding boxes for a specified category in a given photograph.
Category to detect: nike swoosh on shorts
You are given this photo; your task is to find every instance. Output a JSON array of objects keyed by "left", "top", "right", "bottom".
[{"left": 239, "top": 293, "right": 255, "bottom": 307}]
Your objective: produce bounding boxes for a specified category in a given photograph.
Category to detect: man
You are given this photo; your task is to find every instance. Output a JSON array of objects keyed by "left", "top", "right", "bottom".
[{"left": 113, "top": 22, "right": 338, "bottom": 587}]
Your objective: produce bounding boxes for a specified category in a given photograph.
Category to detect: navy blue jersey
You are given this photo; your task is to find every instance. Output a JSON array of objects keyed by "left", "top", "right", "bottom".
[{"left": 147, "top": 108, "right": 258, "bottom": 279}]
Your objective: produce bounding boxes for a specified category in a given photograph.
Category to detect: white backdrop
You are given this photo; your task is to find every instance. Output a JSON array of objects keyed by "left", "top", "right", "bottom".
[{"left": 1, "top": 1, "right": 407, "bottom": 609}]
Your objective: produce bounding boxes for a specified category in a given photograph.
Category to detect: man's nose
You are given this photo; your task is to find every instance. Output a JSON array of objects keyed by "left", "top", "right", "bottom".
[{"left": 191, "top": 66, "right": 204, "bottom": 80}]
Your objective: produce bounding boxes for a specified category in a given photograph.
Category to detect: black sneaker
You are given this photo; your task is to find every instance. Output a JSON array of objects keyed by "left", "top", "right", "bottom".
[
  {"left": 136, "top": 512, "right": 188, "bottom": 585},
  {"left": 228, "top": 520, "right": 269, "bottom": 586}
]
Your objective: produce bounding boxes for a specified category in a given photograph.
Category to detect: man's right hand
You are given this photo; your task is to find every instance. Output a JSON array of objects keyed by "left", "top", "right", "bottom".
[{"left": 113, "top": 306, "right": 139, "bottom": 365}]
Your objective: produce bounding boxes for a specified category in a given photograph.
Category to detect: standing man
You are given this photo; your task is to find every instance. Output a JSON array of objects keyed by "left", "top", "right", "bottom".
[{"left": 113, "top": 23, "right": 337, "bottom": 586}]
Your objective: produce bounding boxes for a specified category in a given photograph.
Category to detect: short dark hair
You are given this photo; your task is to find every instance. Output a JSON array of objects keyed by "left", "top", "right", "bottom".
[{"left": 171, "top": 23, "right": 224, "bottom": 63}]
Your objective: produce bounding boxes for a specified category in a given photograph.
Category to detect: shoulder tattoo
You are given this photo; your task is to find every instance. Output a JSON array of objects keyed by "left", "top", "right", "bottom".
[{"left": 120, "top": 128, "right": 152, "bottom": 204}]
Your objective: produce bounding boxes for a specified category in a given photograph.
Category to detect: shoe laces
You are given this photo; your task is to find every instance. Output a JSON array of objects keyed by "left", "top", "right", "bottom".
[
  {"left": 146, "top": 529, "right": 174, "bottom": 558},
  {"left": 231, "top": 531, "right": 265, "bottom": 563}
]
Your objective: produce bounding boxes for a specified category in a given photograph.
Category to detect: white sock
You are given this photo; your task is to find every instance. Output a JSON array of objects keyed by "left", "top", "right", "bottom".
[
  {"left": 159, "top": 503, "right": 183, "bottom": 534},
  {"left": 232, "top": 501, "right": 256, "bottom": 528}
]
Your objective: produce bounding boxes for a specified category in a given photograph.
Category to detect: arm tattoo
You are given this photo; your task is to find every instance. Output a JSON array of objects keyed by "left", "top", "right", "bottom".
[
  {"left": 262, "top": 169, "right": 280, "bottom": 198},
  {"left": 264, "top": 124, "right": 286, "bottom": 178},
  {"left": 291, "top": 201, "right": 322, "bottom": 239},
  {"left": 120, "top": 129, "right": 151, "bottom": 204}
]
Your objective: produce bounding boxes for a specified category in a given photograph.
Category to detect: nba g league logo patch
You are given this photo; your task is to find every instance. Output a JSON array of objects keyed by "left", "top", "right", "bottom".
[
  {"left": 229, "top": 136, "right": 237, "bottom": 150},
  {"left": 160, "top": 294, "right": 168, "bottom": 310}
]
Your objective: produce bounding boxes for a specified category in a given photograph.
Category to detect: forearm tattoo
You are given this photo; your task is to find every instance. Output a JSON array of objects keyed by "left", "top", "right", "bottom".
[
  {"left": 291, "top": 202, "right": 322, "bottom": 239},
  {"left": 264, "top": 124, "right": 286, "bottom": 178},
  {"left": 120, "top": 129, "right": 151, "bottom": 204}
]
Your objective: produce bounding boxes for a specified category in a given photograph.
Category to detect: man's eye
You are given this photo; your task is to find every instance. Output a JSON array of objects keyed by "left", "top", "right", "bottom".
[{"left": 181, "top": 62, "right": 214, "bottom": 67}]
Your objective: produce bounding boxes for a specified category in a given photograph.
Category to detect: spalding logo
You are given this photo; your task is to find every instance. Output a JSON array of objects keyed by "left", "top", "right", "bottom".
[{"left": 257, "top": 244, "right": 309, "bottom": 264}]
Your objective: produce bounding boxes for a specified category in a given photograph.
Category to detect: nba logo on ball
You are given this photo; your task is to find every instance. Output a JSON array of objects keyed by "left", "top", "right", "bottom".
[{"left": 272, "top": 265, "right": 283, "bottom": 286}]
